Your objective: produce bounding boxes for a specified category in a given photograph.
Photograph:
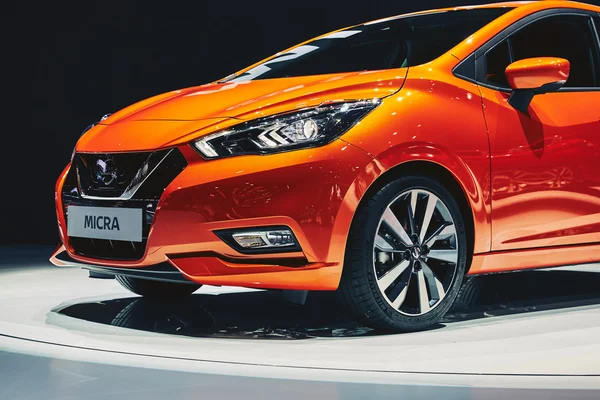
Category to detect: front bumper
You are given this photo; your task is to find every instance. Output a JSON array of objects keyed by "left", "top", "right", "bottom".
[{"left": 52, "top": 140, "right": 376, "bottom": 290}]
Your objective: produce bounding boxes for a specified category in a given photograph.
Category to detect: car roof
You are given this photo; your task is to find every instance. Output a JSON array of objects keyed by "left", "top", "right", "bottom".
[
  {"left": 362, "top": 2, "right": 531, "bottom": 26},
  {"left": 425, "top": 1, "right": 599, "bottom": 13},
  {"left": 363, "top": 2, "right": 600, "bottom": 26}
]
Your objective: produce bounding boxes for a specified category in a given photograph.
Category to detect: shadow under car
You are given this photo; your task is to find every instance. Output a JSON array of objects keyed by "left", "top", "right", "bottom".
[{"left": 52, "top": 269, "right": 600, "bottom": 339}]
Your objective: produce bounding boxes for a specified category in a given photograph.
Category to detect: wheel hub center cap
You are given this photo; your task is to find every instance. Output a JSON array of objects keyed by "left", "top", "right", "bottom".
[{"left": 411, "top": 246, "right": 422, "bottom": 260}]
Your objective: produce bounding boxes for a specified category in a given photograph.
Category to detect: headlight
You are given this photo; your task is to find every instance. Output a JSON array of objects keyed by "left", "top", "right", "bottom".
[{"left": 192, "top": 99, "right": 380, "bottom": 159}]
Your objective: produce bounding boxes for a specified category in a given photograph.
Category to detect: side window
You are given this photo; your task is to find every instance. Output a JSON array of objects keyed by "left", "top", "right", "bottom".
[
  {"left": 594, "top": 16, "right": 600, "bottom": 41},
  {"left": 485, "top": 40, "right": 512, "bottom": 88},
  {"left": 511, "top": 15, "right": 597, "bottom": 87},
  {"left": 484, "top": 15, "right": 600, "bottom": 89}
]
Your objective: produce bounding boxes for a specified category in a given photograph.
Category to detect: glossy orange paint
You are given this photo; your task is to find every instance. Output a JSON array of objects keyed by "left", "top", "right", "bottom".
[
  {"left": 470, "top": 242, "right": 600, "bottom": 275},
  {"left": 52, "top": 1, "right": 600, "bottom": 288},
  {"left": 81, "top": 71, "right": 407, "bottom": 152},
  {"left": 480, "top": 87, "right": 600, "bottom": 251},
  {"left": 54, "top": 141, "right": 378, "bottom": 289},
  {"left": 506, "top": 57, "right": 571, "bottom": 89},
  {"left": 340, "top": 59, "right": 493, "bottom": 254}
]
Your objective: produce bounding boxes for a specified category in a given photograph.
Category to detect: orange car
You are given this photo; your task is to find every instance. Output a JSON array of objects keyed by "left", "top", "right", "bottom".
[{"left": 51, "top": 1, "right": 600, "bottom": 332}]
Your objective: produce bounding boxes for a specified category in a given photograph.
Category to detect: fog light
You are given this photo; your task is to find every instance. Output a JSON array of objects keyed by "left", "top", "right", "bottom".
[
  {"left": 232, "top": 233, "right": 266, "bottom": 249},
  {"left": 232, "top": 229, "right": 296, "bottom": 249},
  {"left": 215, "top": 226, "right": 301, "bottom": 254}
]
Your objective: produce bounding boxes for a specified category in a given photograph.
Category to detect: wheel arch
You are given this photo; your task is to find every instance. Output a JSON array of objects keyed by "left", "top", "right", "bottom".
[
  {"left": 336, "top": 158, "right": 475, "bottom": 331},
  {"left": 328, "top": 142, "right": 490, "bottom": 286},
  {"left": 355, "top": 160, "right": 476, "bottom": 270},
  {"left": 330, "top": 155, "right": 486, "bottom": 272}
]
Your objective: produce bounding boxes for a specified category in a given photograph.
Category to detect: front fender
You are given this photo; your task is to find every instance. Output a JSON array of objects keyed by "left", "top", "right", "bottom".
[
  {"left": 374, "top": 143, "right": 489, "bottom": 254},
  {"left": 340, "top": 63, "right": 492, "bottom": 254}
]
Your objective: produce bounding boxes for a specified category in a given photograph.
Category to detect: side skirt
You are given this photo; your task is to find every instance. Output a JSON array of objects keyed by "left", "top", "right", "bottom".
[{"left": 469, "top": 243, "right": 600, "bottom": 275}]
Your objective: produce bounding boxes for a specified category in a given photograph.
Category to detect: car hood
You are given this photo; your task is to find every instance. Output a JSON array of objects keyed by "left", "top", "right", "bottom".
[{"left": 77, "top": 69, "right": 407, "bottom": 152}]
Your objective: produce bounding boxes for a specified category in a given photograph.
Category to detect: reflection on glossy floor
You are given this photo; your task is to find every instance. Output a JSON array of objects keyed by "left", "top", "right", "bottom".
[
  {"left": 2, "top": 246, "right": 600, "bottom": 399},
  {"left": 54, "top": 268, "right": 600, "bottom": 340}
]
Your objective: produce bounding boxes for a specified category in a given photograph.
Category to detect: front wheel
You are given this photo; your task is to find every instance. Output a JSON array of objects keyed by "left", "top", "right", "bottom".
[
  {"left": 339, "top": 175, "right": 468, "bottom": 332},
  {"left": 116, "top": 276, "right": 201, "bottom": 299}
]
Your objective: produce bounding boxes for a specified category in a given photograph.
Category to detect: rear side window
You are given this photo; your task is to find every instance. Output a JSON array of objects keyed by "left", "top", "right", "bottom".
[{"left": 484, "top": 14, "right": 600, "bottom": 89}]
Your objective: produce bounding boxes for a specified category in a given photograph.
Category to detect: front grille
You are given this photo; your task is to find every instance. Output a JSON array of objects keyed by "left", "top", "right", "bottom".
[
  {"left": 74, "top": 151, "right": 150, "bottom": 198},
  {"left": 62, "top": 148, "right": 187, "bottom": 261}
]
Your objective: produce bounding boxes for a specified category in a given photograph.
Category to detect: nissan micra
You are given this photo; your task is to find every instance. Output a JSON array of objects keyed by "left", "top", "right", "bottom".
[{"left": 52, "top": 1, "right": 600, "bottom": 331}]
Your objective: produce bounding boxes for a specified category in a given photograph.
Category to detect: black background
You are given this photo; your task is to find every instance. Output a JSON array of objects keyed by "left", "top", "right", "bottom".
[{"left": 2, "top": 1, "right": 599, "bottom": 245}]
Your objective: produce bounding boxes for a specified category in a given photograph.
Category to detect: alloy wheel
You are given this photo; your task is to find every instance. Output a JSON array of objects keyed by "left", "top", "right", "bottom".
[{"left": 373, "top": 189, "right": 459, "bottom": 316}]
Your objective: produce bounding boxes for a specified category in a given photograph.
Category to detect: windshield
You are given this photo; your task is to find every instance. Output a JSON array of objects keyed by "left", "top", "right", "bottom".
[{"left": 228, "top": 8, "right": 512, "bottom": 82}]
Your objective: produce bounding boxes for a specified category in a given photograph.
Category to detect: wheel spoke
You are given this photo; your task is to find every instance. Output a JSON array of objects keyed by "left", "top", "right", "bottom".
[
  {"left": 377, "top": 260, "right": 411, "bottom": 291},
  {"left": 391, "top": 280, "right": 410, "bottom": 309},
  {"left": 416, "top": 269, "right": 431, "bottom": 313},
  {"left": 424, "top": 223, "right": 455, "bottom": 247},
  {"left": 422, "top": 262, "right": 445, "bottom": 302},
  {"left": 382, "top": 207, "right": 412, "bottom": 246},
  {"left": 408, "top": 190, "right": 418, "bottom": 235},
  {"left": 410, "top": 190, "right": 418, "bottom": 217},
  {"left": 388, "top": 262, "right": 412, "bottom": 308},
  {"left": 375, "top": 234, "right": 395, "bottom": 251},
  {"left": 427, "top": 249, "right": 458, "bottom": 264},
  {"left": 419, "top": 193, "right": 438, "bottom": 243}
]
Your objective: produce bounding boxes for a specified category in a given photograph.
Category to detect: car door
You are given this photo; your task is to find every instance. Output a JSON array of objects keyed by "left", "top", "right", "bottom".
[{"left": 477, "top": 13, "right": 600, "bottom": 251}]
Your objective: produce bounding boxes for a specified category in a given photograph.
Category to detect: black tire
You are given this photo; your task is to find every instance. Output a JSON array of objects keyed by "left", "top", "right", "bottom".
[
  {"left": 339, "top": 175, "right": 468, "bottom": 332},
  {"left": 115, "top": 276, "right": 201, "bottom": 299}
]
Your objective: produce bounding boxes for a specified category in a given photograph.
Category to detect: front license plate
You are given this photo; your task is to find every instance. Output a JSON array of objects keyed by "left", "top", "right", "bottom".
[{"left": 67, "top": 206, "right": 143, "bottom": 242}]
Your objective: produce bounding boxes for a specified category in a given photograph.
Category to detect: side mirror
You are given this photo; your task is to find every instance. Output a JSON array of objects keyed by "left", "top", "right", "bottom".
[{"left": 505, "top": 57, "right": 570, "bottom": 113}]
